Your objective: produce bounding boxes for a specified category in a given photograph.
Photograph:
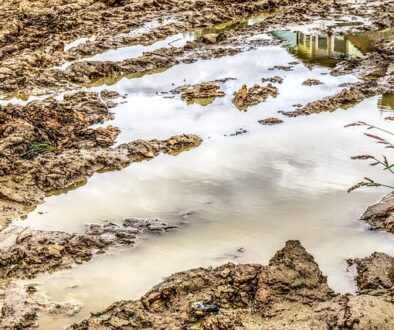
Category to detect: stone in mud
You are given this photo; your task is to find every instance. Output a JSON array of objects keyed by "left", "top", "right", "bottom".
[
  {"left": 258, "top": 117, "right": 284, "bottom": 125},
  {"left": 0, "top": 218, "right": 173, "bottom": 280},
  {"left": 302, "top": 79, "right": 323, "bottom": 86},
  {"left": 69, "top": 240, "right": 394, "bottom": 330},
  {"left": 232, "top": 83, "right": 278, "bottom": 111},
  {"left": 360, "top": 195, "right": 394, "bottom": 234}
]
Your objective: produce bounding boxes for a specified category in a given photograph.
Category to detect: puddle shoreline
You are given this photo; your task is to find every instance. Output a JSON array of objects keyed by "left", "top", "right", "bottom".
[{"left": 0, "top": 0, "right": 393, "bottom": 328}]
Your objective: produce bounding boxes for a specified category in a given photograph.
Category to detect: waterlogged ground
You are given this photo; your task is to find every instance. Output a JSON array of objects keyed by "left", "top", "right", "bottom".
[{"left": 12, "top": 33, "right": 394, "bottom": 328}]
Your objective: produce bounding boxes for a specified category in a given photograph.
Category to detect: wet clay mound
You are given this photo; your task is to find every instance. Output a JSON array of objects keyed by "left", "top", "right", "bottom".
[
  {"left": 171, "top": 80, "right": 234, "bottom": 105},
  {"left": 360, "top": 195, "right": 394, "bottom": 234},
  {"left": 0, "top": 91, "right": 202, "bottom": 231},
  {"left": 0, "top": 218, "right": 174, "bottom": 280},
  {"left": 69, "top": 241, "right": 394, "bottom": 330},
  {"left": 232, "top": 83, "right": 278, "bottom": 111},
  {"left": 348, "top": 252, "right": 394, "bottom": 294}
]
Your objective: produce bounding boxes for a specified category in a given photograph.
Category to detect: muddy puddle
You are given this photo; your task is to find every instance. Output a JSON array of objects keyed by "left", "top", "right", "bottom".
[
  {"left": 59, "top": 33, "right": 192, "bottom": 70},
  {"left": 11, "top": 34, "right": 394, "bottom": 328},
  {"left": 273, "top": 28, "right": 394, "bottom": 68}
]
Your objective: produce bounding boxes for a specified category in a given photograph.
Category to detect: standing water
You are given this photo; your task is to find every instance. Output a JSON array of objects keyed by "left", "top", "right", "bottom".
[{"left": 14, "top": 32, "right": 394, "bottom": 328}]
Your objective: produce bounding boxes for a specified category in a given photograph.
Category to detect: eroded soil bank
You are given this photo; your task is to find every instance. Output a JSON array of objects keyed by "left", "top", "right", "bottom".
[{"left": 70, "top": 240, "right": 394, "bottom": 330}]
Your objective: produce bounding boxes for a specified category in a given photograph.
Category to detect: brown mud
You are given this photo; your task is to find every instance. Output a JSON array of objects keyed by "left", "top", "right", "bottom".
[
  {"left": 0, "top": 91, "right": 201, "bottom": 231},
  {"left": 0, "top": 0, "right": 392, "bottom": 98},
  {"left": 0, "top": 0, "right": 394, "bottom": 328},
  {"left": 1, "top": 282, "right": 81, "bottom": 329},
  {"left": 70, "top": 240, "right": 394, "bottom": 330},
  {"left": 0, "top": 218, "right": 177, "bottom": 329},
  {"left": 232, "top": 84, "right": 278, "bottom": 111},
  {"left": 360, "top": 195, "right": 394, "bottom": 234},
  {"left": 171, "top": 80, "right": 228, "bottom": 106}
]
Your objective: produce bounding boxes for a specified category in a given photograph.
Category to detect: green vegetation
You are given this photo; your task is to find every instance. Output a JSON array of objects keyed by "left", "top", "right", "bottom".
[
  {"left": 346, "top": 121, "right": 394, "bottom": 194},
  {"left": 22, "top": 142, "right": 55, "bottom": 159}
]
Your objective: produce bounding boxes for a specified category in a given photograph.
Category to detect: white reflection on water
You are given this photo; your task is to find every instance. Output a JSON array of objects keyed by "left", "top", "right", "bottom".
[{"left": 14, "top": 41, "right": 394, "bottom": 329}]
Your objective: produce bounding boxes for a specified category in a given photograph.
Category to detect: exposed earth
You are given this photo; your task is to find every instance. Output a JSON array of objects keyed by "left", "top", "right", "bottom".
[
  {"left": 0, "top": 0, "right": 393, "bottom": 328},
  {"left": 70, "top": 241, "right": 394, "bottom": 330}
]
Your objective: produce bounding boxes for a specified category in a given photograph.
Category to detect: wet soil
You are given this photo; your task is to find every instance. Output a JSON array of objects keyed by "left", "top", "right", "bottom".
[
  {"left": 70, "top": 240, "right": 394, "bottom": 330},
  {"left": 360, "top": 195, "right": 394, "bottom": 234},
  {"left": 171, "top": 81, "right": 227, "bottom": 106},
  {"left": 232, "top": 83, "right": 278, "bottom": 111},
  {"left": 0, "top": 218, "right": 176, "bottom": 329},
  {"left": 0, "top": 0, "right": 393, "bottom": 328},
  {"left": 0, "top": 91, "right": 201, "bottom": 231},
  {"left": 0, "top": 0, "right": 391, "bottom": 98}
]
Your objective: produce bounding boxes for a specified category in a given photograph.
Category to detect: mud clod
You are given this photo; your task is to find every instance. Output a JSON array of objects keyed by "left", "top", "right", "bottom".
[
  {"left": 258, "top": 117, "right": 284, "bottom": 125},
  {"left": 232, "top": 83, "right": 278, "bottom": 111},
  {"left": 302, "top": 79, "right": 323, "bottom": 86},
  {"left": 360, "top": 195, "right": 394, "bottom": 234},
  {"left": 177, "top": 82, "right": 225, "bottom": 106},
  {"left": 69, "top": 240, "right": 394, "bottom": 330}
]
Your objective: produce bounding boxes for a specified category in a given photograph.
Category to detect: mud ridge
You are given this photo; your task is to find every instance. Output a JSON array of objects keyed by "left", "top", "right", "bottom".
[
  {"left": 0, "top": 91, "right": 202, "bottom": 231},
  {"left": 70, "top": 240, "right": 394, "bottom": 330}
]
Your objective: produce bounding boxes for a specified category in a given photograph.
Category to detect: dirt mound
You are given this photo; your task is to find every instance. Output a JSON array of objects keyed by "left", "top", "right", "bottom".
[
  {"left": 176, "top": 82, "right": 225, "bottom": 106},
  {"left": 232, "top": 83, "right": 278, "bottom": 111},
  {"left": 360, "top": 195, "right": 394, "bottom": 234},
  {"left": 69, "top": 240, "right": 394, "bottom": 330}
]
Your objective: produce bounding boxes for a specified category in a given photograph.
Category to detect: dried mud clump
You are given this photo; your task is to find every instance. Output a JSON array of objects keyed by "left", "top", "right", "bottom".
[
  {"left": 69, "top": 240, "right": 394, "bottom": 330},
  {"left": 180, "top": 83, "right": 225, "bottom": 105},
  {"left": 348, "top": 252, "right": 394, "bottom": 295},
  {"left": 232, "top": 83, "right": 278, "bottom": 111},
  {"left": 258, "top": 117, "right": 284, "bottom": 125},
  {"left": 0, "top": 218, "right": 173, "bottom": 280},
  {"left": 360, "top": 195, "right": 394, "bottom": 234},
  {"left": 302, "top": 79, "right": 323, "bottom": 86},
  {"left": 0, "top": 92, "right": 202, "bottom": 231}
]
